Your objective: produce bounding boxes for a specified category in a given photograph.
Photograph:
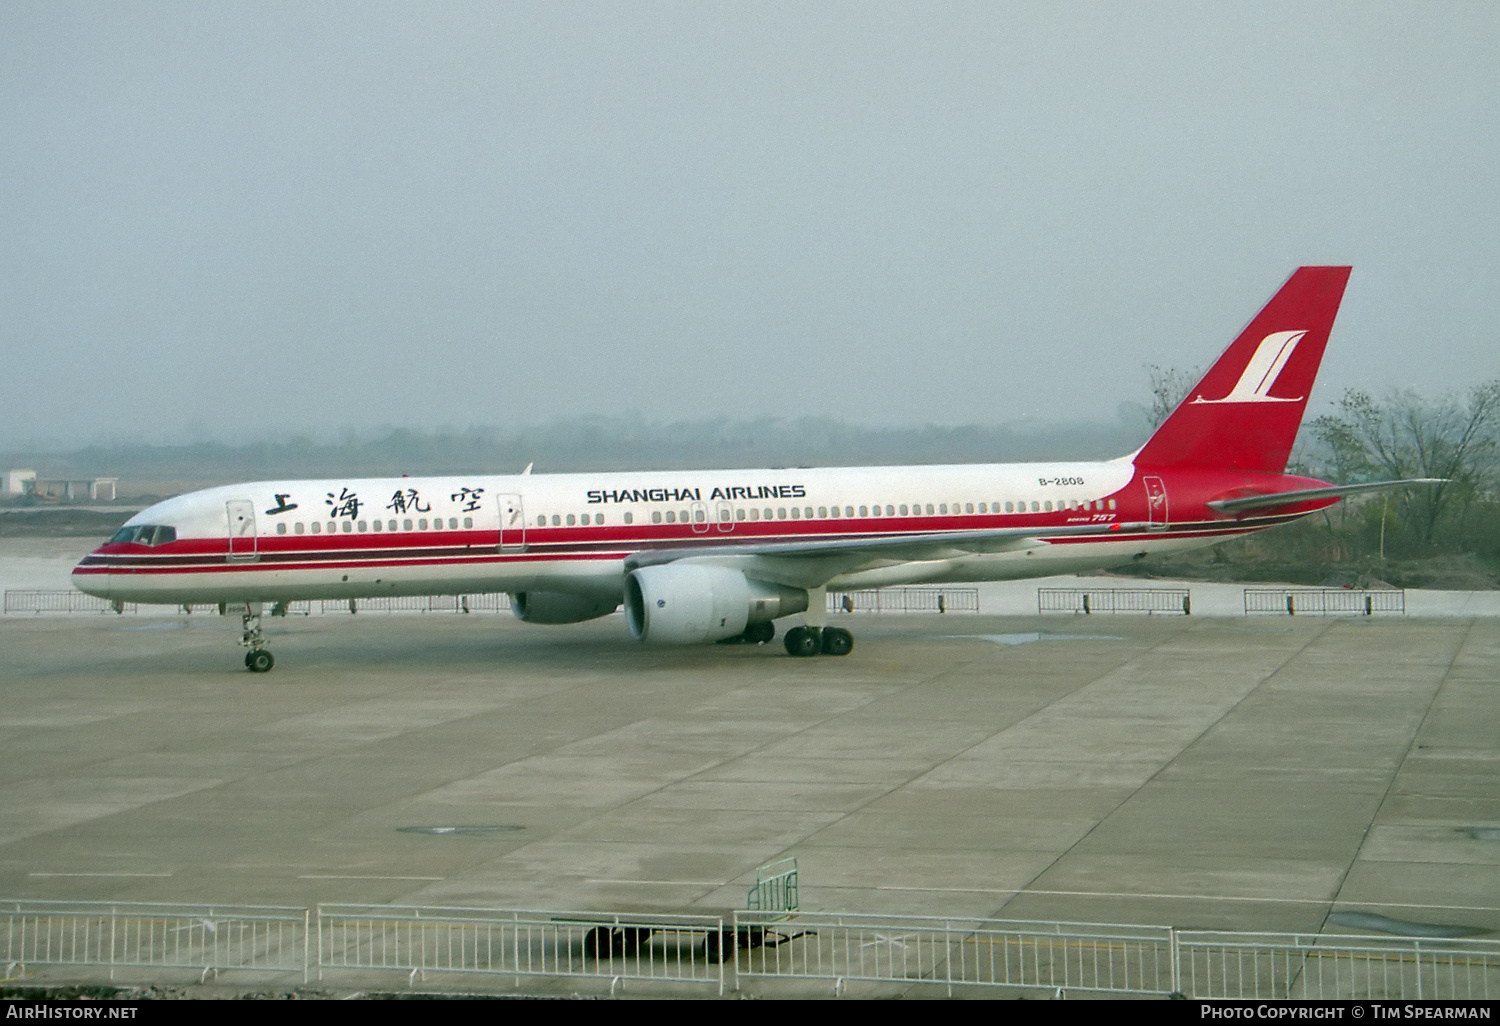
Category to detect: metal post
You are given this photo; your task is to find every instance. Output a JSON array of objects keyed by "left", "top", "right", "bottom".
[{"left": 1287, "top": 595, "right": 1295, "bottom": 616}]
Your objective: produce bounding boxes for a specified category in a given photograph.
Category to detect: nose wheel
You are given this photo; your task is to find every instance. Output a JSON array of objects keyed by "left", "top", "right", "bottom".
[{"left": 240, "top": 603, "right": 276, "bottom": 672}]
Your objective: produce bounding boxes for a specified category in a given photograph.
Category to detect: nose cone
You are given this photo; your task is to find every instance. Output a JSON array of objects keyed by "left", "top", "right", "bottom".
[{"left": 71, "top": 545, "right": 111, "bottom": 599}]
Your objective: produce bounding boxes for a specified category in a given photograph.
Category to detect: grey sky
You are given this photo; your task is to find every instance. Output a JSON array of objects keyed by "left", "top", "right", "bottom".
[{"left": 3, "top": 2, "right": 1497, "bottom": 447}]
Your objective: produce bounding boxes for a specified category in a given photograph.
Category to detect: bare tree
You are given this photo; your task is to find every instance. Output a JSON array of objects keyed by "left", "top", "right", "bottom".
[
  {"left": 1310, "top": 381, "right": 1500, "bottom": 546},
  {"left": 1145, "top": 365, "right": 1202, "bottom": 428}
]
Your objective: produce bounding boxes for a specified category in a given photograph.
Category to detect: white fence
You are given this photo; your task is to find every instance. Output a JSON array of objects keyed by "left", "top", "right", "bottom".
[
  {"left": 7, "top": 900, "right": 1499, "bottom": 999},
  {"left": 316, "top": 905, "right": 727, "bottom": 995},
  {"left": 1244, "top": 588, "right": 1406, "bottom": 616},
  {"left": 827, "top": 587, "right": 979, "bottom": 614},
  {"left": 733, "top": 912, "right": 1177, "bottom": 996},
  {"left": 2, "top": 590, "right": 512, "bottom": 616},
  {"left": 1038, "top": 587, "right": 1191, "bottom": 615},
  {"left": 1, "top": 900, "right": 309, "bottom": 982}
]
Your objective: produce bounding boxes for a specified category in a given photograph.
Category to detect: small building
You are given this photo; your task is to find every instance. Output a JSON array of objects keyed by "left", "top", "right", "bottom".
[{"left": 4, "top": 469, "right": 36, "bottom": 495}]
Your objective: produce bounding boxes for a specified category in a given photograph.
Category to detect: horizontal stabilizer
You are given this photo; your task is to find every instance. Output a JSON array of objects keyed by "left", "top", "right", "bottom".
[{"left": 1207, "top": 479, "right": 1445, "bottom": 515}]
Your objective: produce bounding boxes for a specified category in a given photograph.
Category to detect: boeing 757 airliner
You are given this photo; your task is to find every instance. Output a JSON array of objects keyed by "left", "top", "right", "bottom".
[{"left": 73, "top": 266, "right": 1435, "bottom": 671}]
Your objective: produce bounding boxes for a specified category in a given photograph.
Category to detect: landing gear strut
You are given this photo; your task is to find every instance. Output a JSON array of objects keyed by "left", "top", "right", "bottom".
[
  {"left": 784, "top": 625, "right": 853, "bottom": 657},
  {"left": 240, "top": 603, "right": 275, "bottom": 672}
]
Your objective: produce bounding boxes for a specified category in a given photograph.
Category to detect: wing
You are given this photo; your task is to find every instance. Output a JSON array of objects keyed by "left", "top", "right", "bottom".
[{"left": 624, "top": 521, "right": 1150, "bottom": 589}]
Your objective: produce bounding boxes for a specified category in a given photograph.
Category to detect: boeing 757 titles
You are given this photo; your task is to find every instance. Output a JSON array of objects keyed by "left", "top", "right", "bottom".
[{"left": 73, "top": 266, "right": 1437, "bottom": 671}]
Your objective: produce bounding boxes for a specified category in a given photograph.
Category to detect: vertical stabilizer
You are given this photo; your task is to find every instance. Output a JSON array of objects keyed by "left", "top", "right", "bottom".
[{"left": 1134, "top": 266, "right": 1352, "bottom": 473}]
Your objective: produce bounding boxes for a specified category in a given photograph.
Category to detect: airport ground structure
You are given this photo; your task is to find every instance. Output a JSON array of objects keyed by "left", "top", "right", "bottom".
[{"left": 1, "top": 567, "right": 1498, "bottom": 998}]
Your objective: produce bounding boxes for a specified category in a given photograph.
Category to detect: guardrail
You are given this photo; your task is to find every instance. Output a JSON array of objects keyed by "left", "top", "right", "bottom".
[
  {"left": 1244, "top": 588, "right": 1406, "bottom": 616},
  {"left": 1177, "top": 930, "right": 1499, "bottom": 1000},
  {"left": 2, "top": 590, "right": 513, "bottom": 616},
  {"left": 7, "top": 900, "right": 1498, "bottom": 999},
  {"left": 827, "top": 587, "right": 979, "bottom": 614},
  {"left": 733, "top": 912, "right": 1177, "bottom": 996},
  {"left": 1, "top": 900, "right": 309, "bottom": 983},
  {"left": 1038, "top": 587, "right": 1191, "bottom": 615},
  {"left": 316, "top": 905, "right": 726, "bottom": 994},
  {"left": 2, "top": 591, "right": 138, "bottom": 614}
]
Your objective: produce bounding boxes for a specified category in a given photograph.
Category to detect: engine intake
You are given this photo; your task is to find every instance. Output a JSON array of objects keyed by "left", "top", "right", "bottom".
[{"left": 625, "top": 564, "right": 808, "bottom": 644}]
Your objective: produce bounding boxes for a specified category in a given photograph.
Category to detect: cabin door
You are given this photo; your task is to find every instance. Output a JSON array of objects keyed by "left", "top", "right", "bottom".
[
  {"left": 226, "top": 500, "right": 258, "bottom": 562},
  {"left": 498, "top": 493, "right": 526, "bottom": 552},
  {"left": 1143, "top": 476, "right": 1169, "bottom": 529}
]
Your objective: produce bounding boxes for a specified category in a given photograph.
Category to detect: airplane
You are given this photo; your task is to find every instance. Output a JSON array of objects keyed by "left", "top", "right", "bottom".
[{"left": 72, "top": 266, "right": 1437, "bottom": 672}]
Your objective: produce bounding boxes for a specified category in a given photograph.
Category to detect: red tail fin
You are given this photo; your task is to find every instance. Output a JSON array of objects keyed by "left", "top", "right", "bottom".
[{"left": 1134, "top": 266, "right": 1352, "bottom": 473}]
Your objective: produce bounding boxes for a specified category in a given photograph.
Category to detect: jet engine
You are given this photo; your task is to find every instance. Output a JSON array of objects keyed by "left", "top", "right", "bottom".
[
  {"left": 510, "top": 591, "right": 620, "bottom": 624},
  {"left": 624, "top": 564, "right": 809, "bottom": 644}
]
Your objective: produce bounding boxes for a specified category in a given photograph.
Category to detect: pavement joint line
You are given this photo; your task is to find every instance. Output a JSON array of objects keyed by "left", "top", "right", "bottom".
[
  {"left": 297, "top": 874, "right": 445, "bottom": 881},
  {"left": 585, "top": 879, "right": 727, "bottom": 887},
  {"left": 864, "top": 885, "right": 1500, "bottom": 912},
  {"left": 27, "top": 872, "right": 174, "bottom": 878},
  {"left": 1325, "top": 617, "right": 1478, "bottom": 926},
  {"left": 984, "top": 617, "right": 1337, "bottom": 921}
]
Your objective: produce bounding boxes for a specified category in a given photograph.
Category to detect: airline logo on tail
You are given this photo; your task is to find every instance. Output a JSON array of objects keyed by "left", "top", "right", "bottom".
[{"left": 1193, "top": 330, "right": 1307, "bottom": 404}]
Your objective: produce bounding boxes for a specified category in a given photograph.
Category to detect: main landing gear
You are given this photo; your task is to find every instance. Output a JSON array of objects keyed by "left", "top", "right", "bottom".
[
  {"left": 240, "top": 603, "right": 275, "bottom": 673},
  {"left": 783, "top": 625, "right": 853, "bottom": 658}
]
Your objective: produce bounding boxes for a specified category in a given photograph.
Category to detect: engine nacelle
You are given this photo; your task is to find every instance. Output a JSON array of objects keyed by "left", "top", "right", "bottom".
[
  {"left": 625, "top": 564, "right": 809, "bottom": 644},
  {"left": 511, "top": 591, "right": 620, "bottom": 624}
]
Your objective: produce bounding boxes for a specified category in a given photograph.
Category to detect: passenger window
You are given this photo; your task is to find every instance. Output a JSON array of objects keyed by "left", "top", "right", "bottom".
[
  {"left": 551, "top": 515, "right": 560, "bottom": 526},
  {"left": 357, "top": 520, "right": 367, "bottom": 532},
  {"left": 885, "top": 505, "right": 894, "bottom": 516},
  {"left": 566, "top": 514, "right": 576, "bottom": 526},
  {"left": 749, "top": 508, "right": 759, "bottom": 520},
  {"left": 939, "top": 504, "right": 947, "bottom": 514},
  {"left": 772, "top": 508, "right": 783, "bottom": 520},
  {"left": 341, "top": 521, "right": 351, "bottom": 532},
  {"left": 965, "top": 503, "right": 974, "bottom": 514},
  {"left": 695, "top": 510, "right": 706, "bottom": 523},
  {"left": 537, "top": 515, "right": 546, "bottom": 527},
  {"left": 1044, "top": 501, "right": 1053, "bottom": 512},
  {"left": 1108, "top": 499, "right": 1117, "bottom": 510},
  {"left": 924, "top": 504, "right": 933, "bottom": 515},
  {"left": 762, "top": 508, "right": 772, "bottom": 520},
  {"left": 419, "top": 518, "right": 428, "bottom": 530},
  {"left": 295, "top": 522, "right": 305, "bottom": 535},
  {"left": 818, "top": 507, "right": 827, "bottom": 518},
  {"left": 372, "top": 520, "right": 382, "bottom": 532},
  {"left": 1005, "top": 502, "right": 1014, "bottom": 513},
  {"left": 446, "top": 517, "right": 455, "bottom": 529},
  {"left": 859, "top": 506, "right": 868, "bottom": 517},
  {"left": 805, "top": 507, "right": 813, "bottom": 519},
  {"left": 624, "top": 512, "right": 634, "bottom": 524},
  {"left": 595, "top": 514, "right": 604, "bottom": 525},
  {"left": 681, "top": 509, "right": 690, "bottom": 522},
  {"left": 735, "top": 509, "right": 745, "bottom": 521},
  {"left": 652, "top": 511, "right": 662, "bottom": 524},
  {"left": 845, "top": 506, "right": 854, "bottom": 517},
  {"left": 666, "top": 511, "right": 676, "bottom": 523},
  {"left": 829, "top": 506, "right": 839, "bottom": 518},
  {"left": 789, "top": 507, "right": 799, "bottom": 519},
  {"left": 899, "top": 505, "right": 907, "bottom": 516},
  {"left": 274, "top": 523, "right": 286, "bottom": 536},
  {"left": 978, "top": 503, "right": 987, "bottom": 514},
  {"left": 328, "top": 522, "right": 336, "bottom": 534},
  {"left": 463, "top": 517, "right": 472, "bottom": 528}
]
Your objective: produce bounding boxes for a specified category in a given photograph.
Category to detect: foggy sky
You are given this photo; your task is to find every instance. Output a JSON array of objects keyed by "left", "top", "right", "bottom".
[{"left": 3, "top": 2, "right": 1497, "bottom": 448}]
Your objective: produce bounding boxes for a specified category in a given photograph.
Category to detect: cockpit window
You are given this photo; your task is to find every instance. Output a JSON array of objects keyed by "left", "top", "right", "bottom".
[{"left": 109, "top": 524, "right": 176, "bottom": 546}]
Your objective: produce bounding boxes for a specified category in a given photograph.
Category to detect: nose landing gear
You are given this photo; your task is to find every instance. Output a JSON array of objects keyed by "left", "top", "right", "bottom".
[{"left": 240, "top": 603, "right": 275, "bottom": 672}]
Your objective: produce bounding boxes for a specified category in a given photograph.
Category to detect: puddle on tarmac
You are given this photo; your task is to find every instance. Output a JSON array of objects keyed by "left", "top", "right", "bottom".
[{"left": 1327, "top": 911, "right": 1486, "bottom": 939}]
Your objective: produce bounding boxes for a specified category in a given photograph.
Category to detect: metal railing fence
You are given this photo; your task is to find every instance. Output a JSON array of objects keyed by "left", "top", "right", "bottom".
[
  {"left": 732, "top": 912, "right": 1178, "bottom": 996},
  {"left": 1177, "top": 931, "right": 1499, "bottom": 1000},
  {"left": 1038, "top": 587, "right": 1191, "bottom": 615},
  {"left": 1, "top": 900, "right": 309, "bottom": 982},
  {"left": 3, "top": 591, "right": 138, "bottom": 614},
  {"left": 8, "top": 899, "right": 1500, "bottom": 999},
  {"left": 828, "top": 587, "right": 979, "bottom": 614},
  {"left": 316, "top": 905, "right": 726, "bottom": 994},
  {"left": 3, "top": 590, "right": 512, "bottom": 616},
  {"left": 1243, "top": 588, "right": 1406, "bottom": 615}
]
